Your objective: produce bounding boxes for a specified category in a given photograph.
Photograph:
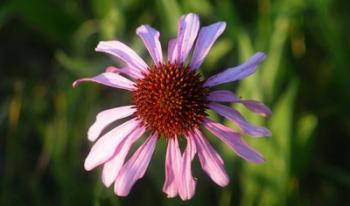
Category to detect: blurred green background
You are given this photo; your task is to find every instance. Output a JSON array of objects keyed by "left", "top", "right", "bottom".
[{"left": 1, "top": 0, "right": 349, "bottom": 205}]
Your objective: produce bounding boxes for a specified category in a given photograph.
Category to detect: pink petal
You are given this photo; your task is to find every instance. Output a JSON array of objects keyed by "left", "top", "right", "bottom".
[
  {"left": 207, "top": 90, "right": 240, "bottom": 102},
  {"left": 191, "top": 129, "right": 229, "bottom": 186},
  {"left": 204, "top": 52, "right": 266, "bottom": 87},
  {"left": 95, "top": 41, "right": 149, "bottom": 75},
  {"left": 119, "top": 67, "right": 144, "bottom": 80},
  {"left": 114, "top": 133, "right": 158, "bottom": 196},
  {"left": 136, "top": 25, "right": 163, "bottom": 65},
  {"left": 101, "top": 126, "right": 146, "bottom": 187},
  {"left": 175, "top": 13, "right": 200, "bottom": 63},
  {"left": 163, "top": 137, "right": 182, "bottom": 198},
  {"left": 209, "top": 103, "right": 271, "bottom": 137},
  {"left": 72, "top": 72, "right": 136, "bottom": 91},
  {"left": 190, "top": 22, "right": 226, "bottom": 70},
  {"left": 105, "top": 66, "right": 120, "bottom": 73},
  {"left": 105, "top": 66, "right": 143, "bottom": 80},
  {"left": 207, "top": 90, "right": 272, "bottom": 117},
  {"left": 240, "top": 100, "right": 272, "bottom": 117},
  {"left": 178, "top": 136, "right": 197, "bottom": 200},
  {"left": 203, "top": 118, "right": 265, "bottom": 163},
  {"left": 84, "top": 118, "right": 140, "bottom": 171},
  {"left": 88, "top": 105, "right": 136, "bottom": 142},
  {"left": 168, "top": 38, "right": 177, "bottom": 63}
]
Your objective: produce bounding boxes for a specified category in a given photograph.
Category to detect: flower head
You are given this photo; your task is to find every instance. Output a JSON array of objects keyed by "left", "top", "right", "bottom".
[{"left": 74, "top": 13, "right": 272, "bottom": 200}]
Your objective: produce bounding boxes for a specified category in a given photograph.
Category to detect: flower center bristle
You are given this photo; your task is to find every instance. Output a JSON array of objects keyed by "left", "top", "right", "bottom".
[{"left": 132, "top": 63, "right": 208, "bottom": 138}]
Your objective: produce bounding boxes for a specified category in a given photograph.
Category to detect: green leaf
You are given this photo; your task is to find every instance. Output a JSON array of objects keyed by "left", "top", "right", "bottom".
[{"left": 240, "top": 79, "right": 298, "bottom": 206}]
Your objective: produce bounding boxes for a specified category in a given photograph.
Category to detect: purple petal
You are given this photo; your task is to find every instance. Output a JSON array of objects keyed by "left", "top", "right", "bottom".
[
  {"left": 240, "top": 100, "right": 272, "bottom": 117},
  {"left": 104, "top": 66, "right": 143, "bottom": 80},
  {"left": 119, "top": 67, "right": 144, "bottom": 79},
  {"left": 88, "top": 105, "right": 136, "bottom": 142},
  {"left": 178, "top": 136, "right": 197, "bottom": 200},
  {"left": 204, "top": 52, "right": 266, "bottom": 87},
  {"left": 101, "top": 126, "right": 146, "bottom": 187},
  {"left": 175, "top": 13, "right": 200, "bottom": 63},
  {"left": 203, "top": 118, "right": 265, "bottom": 163},
  {"left": 209, "top": 103, "right": 271, "bottom": 137},
  {"left": 136, "top": 25, "right": 163, "bottom": 65},
  {"left": 207, "top": 90, "right": 272, "bottom": 117},
  {"left": 191, "top": 129, "right": 229, "bottom": 186},
  {"left": 168, "top": 38, "right": 177, "bottom": 63},
  {"left": 163, "top": 137, "right": 181, "bottom": 198},
  {"left": 72, "top": 72, "right": 136, "bottom": 91},
  {"left": 105, "top": 66, "right": 120, "bottom": 73},
  {"left": 95, "top": 41, "right": 149, "bottom": 75},
  {"left": 190, "top": 22, "right": 226, "bottom": 70},
  {"left": 207, "top": 90, "right": 240, "bottom": 102},
  {"left": 84, "top": 118, "right": 140, "bottom": 171},
  {"left": 114, "top": 133, "right": 158, "bottom": 196}
]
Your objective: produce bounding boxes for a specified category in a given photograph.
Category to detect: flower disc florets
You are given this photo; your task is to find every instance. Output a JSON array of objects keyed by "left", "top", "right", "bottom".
[{"left": 132, "top": 63, "right": 208, "bottom": 138}]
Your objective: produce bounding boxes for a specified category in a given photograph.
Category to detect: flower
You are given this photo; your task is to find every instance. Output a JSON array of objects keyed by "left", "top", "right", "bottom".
[{"left": 73, "top": 13, "right": 272, "bottom": 200}]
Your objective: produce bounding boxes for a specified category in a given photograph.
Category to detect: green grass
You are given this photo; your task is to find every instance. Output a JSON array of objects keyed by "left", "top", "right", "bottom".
[{"left": 0, "top": 0, "right": 349, "bottom": 205}]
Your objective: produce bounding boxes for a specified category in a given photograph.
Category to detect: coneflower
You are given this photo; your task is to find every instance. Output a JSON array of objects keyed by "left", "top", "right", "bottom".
[{"left": 73, "top": 13, "right": 271, "bottom": 200}]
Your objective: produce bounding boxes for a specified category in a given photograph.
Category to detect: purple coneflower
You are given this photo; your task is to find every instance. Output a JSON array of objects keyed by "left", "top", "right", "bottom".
[{"left": 74, "top": 13, "right": 271, "bottom": 200}]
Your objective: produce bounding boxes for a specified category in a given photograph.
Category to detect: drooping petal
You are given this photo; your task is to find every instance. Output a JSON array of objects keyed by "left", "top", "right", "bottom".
[
  {"left": 207, "top": 90, "right": 272, "bottom": 117},
  {"left": 119, "top": 67, "right": 144, "bottom": 79},
  {"left": 101, "top": 126, "right": 146, "bottom": 187},
  {"left": 105, "top": 66, "right": 120, "bottom": 73},
  {"left": 175, "top": 13, "right": 200, "bottom": 63},
  {"left": 104, "top": 66, "right": 143, "bottom": 80},
  {"left": 114, "top": 133, "right": 158, "bottom": 196},
  {"left": 72, "top": 72, "right": 136, "bottom": 91},
  {"left": 95, "top": 41, "right": 149, "bottom": 75},
  {"left": 87, "top": 105, "right": 136, "bottom": 142},
  {"left": 84, "top": 118, "right": 141, "bottom": 171},
  {"left": 207, "top": 90, "right": 240, "bottom": 102},
  {"left": 168, "top": 38, "right": 177, "bottom": 63},
  {"left": 190, "top": 22, "right": 226, "bottom": 70},
  {"left": 204, "top": 52, "right": 266, "bottom": 87},
  {"left": 136, "top": 25, "right": 163, "bottom": 65},
  {"left": 209, "top": 103, "right": 271, "bottom": 137},
  {"left": 163, "top": 137, "right": 182, "bottom": 198},
  {"left": 240, "top": 100, "right": 272, "bottom": 117},
  {"left": 178, "top": 135, "right": 197, "bottom": 200},
  {"left": 203, "top": 118, "right": 265, "bottom": 163},
  {"left": 191, "top": 129, "right": 229, "bottom": 186}
]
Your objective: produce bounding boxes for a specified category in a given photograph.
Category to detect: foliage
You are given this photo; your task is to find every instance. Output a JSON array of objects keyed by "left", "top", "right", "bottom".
[{"left": 1, "top": 0, "right": 349, "bottom": 205}]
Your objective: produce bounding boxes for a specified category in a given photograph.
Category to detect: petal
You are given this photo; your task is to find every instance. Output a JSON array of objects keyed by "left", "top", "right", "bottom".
[
  {"left": 119, "top": 67, "right": 144, "bottom": 80},
  {"left": 105, "top": 66, "right": 120, "bottom": 73},
  {"left": 204, "top": 52, "right": 266, "bottom": 87},
  {"left": 190, "top": 22, "right": 226, "bottom": 70},
  {"left": 95, "top": 41, "right": 149, "bottom": 75},
  {"left": 163, "top": 137, "right": 182, "bottom": 198},
  {"left": 104, "top": 66, "right": 143, "bottom": 80},
  {"left": 88, "top": 105, "right": 136, "bottom": 142},
  {"left": 207, "top": 90, "right": 272, "bottom": 117},
  {"left": 136, "top": 25, "right": 163, "bottom": 65},
  {"left": 209, "top": 103, "right": 271, "bottom": 137},
  {"left": 168, "top": 38, "right": 177, "bottom": 63},
  {"left": 191, "top": 129, "right": 229, "bottom": 186},
  {"left": 240, "top": 100, "right": 272, "bottom": 117},
  {"left": 203, "top": 118, "right": 265, "bottom": 163},
  {"left": 72, "top": 72, "right": 136, "bottom": 91},
  {"left": 178, "top": 136, "right": 197, "bottom": 200},
  {"left": 175, "top": 13, "right": 200, "bottom": 63},
  {"left": 207, "top": 90, "right": 240, "bottom": 102},
  {"left": 84, "top": 118, "right": 140, "bottom": 171},
  {"left": 114, "top": 133, "right": 158, "bottom": 196},
  {"left": 101, "top": 126, "right": 146, "bottom": 187}
]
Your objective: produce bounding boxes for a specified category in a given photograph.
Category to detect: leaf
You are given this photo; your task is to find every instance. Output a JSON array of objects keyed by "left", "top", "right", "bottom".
[{"left": 240, "top": 79, "right": 298, "bottom": 206}]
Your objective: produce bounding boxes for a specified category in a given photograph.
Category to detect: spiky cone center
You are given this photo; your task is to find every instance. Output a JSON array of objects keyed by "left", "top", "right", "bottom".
[{"left": 132, "top": 63, "right": 208, "bottom": 138}]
